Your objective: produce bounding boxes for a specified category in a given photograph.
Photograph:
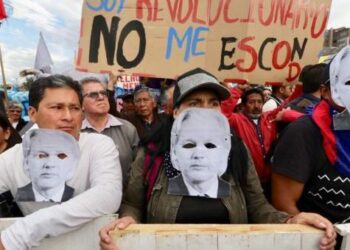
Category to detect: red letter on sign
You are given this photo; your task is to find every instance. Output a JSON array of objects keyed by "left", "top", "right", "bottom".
[
  {"left": 236, "top": 36, "right": 257, "bottom": 73},
  {"left": 136, "top": 0, "right": 153, "bottom": 21}
]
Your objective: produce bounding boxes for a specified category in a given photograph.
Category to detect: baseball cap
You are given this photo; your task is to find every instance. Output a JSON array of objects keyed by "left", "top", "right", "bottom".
[{"left": 173, "top": 68, "right": 230, "bottom": 107}]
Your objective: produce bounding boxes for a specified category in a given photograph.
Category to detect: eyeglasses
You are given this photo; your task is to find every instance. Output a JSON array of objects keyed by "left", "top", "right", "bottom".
[{"left": 83, "top": 90, "right": 108, "bottom": 99}]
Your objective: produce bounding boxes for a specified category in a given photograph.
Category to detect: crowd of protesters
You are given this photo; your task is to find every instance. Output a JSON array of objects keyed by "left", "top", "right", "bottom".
[{"left": 0, "top": 46, "right": 350, "bottom": 250}]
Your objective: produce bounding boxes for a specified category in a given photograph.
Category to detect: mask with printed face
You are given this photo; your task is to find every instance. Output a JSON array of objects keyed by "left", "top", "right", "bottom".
[{"left": 330, "top": 46, "right": 350, "bottom": 112}]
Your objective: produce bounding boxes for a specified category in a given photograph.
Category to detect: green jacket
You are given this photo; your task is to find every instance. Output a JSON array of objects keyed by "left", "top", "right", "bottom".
[{"left": 120, "top": 147, "right": 289, "bottom": 224}]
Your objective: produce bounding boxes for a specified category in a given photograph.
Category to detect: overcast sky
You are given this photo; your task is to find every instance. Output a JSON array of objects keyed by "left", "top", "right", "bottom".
[{"left": 0, "top": 0, "right": 349, "bottom": 84}]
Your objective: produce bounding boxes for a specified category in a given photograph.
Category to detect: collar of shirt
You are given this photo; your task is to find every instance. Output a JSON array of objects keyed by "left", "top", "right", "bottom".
[
  {"left": 82, "top": 114, "right": 122, "bottom": 131},
  {"left": 302, "top": 93, "right": 321, "bottom": 103},
  {"left": 183, "top": 177, "right": 219, "bottom": 198},
  {"left": 32, "top": 184, "right": 65, "bottom": 202},
  {"left": 11, "top": 121, "right": 19, "bottom": 128}
]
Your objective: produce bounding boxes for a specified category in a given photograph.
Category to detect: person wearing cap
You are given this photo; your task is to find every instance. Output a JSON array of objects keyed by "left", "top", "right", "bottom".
[
  {"left": 271, "top": 46, "right": 350, "bottom": 233},
  {"left": 99, "top": 68, "right": 336, "bottom": 250}
]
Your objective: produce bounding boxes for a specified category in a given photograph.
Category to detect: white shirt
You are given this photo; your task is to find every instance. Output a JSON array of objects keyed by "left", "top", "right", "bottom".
[
  {"left": 81, "top": 114, "right": 122, "bottom": 133},
  {"left": 183, "top": 178, "right": 219, "bottom": 198},
  {"left": 11, "top": 121, "right": 19, "bottom": 129},
  {"left": 32, "top": 184, "right": 65, "bottom": 202},
  {"left": 262, "top": 98, "right": 279, "bottom": 112},
  {"left": 0, "top": 133, "right": 122, "bottom": 249}
]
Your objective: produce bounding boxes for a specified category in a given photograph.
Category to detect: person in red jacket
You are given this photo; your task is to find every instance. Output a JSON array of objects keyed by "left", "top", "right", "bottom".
[
  {"left": 221, "top": 84, "right": 302, "bottom": 200},
  {"left": 221, "top": 85, "right": 278, "bottom": 200}
]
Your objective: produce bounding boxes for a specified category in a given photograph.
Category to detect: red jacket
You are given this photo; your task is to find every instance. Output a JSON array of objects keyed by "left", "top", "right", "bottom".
[{"left": 221, "top": 88, "right": 302, "bottom": 183}]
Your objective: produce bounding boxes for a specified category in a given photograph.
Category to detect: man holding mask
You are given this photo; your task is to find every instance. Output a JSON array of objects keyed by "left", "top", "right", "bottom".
[{"left": 17, "top": 129, "right": 79, "bottom": 202}]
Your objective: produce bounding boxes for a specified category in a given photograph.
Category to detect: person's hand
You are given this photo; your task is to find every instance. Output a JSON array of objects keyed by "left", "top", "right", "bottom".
[
  {"left": 287, "top": 212, "right": 336, "bottom": 250},
  {"left": 270, "top": 107, "right": 290, "bottom": 123},
  {"left": 0, "top": 239, "right": 5, "bottom": 250},
  {"left": 99, "top": 216, "right": 136, "bottom": 250}
]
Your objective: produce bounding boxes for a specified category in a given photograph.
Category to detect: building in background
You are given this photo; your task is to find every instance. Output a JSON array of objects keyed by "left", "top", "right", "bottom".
[
  {"left": 320, "top": 27, "right": 350, "bottom": 63},
  {"left": 324, "top": 27, "right": 350, "bottom": 49}
]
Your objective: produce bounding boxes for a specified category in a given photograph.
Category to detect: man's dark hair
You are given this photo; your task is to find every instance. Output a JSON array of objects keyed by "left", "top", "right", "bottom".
[
  {"left": 29, "top": 75, "right": 82, "bottom": 109},
  {"left": 241, "top": 87, "right": 264, "bottom": 104},
  {"left": 271, "top": 85, "right": 281, "bottom": 94},
  {"left": 0, "top": 113, "right": 22, "bottom": 150},
  {"left": 298, "top": 63, "right": 326, "bottom": 93}
]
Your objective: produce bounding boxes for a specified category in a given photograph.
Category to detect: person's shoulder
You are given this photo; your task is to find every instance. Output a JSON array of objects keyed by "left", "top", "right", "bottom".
[
  {"left": 278, "top": 115, "right": 320, "bottom": 145},
  {"left": 115, "top": 116, "right": 137, "bottom": 131},
  {"left": 0, "top": 143, "right": 23, "bottom": 160},
  {"left": 287, "top": 115, "right": 317, "bottom": 132},
  {"left": 168, "top": 174, "right": 189, "bottom": 195},
  {"left": 156, "top": 113, "right": 171, "bottom": 124},
  {"left": 78, "top": 133, "right": 117, "bottom": 157},
  {"left": 79, "top": 132, "right": 115, "bottom": 146}
]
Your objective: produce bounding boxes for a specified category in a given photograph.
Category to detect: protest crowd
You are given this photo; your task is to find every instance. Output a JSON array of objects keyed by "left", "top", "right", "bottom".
[
  {"left": 1, "top": 1, "right": 350, "bottom": 250},
  {"left": 1, "top": 48, "right": 350, "bottom": 249}
]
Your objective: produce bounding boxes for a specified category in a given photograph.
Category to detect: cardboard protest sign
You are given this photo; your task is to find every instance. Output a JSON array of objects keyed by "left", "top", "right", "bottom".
[
  {"left": 115, "top": 75, "right": 140, "bottom": 97},
  {"left": 168, "top": 108, "right": 231, "bottom": 198},
  {"left": 77, "top": 0, "right": 332, "bottom": 84},
  {"left": 17, "top": 129, "right": 80, "bottom": 203}
]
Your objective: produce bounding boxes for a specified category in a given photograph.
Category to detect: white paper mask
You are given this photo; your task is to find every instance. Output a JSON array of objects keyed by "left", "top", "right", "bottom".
[
  {"left": 19, "top": 129, "right": 80, "bottom": 202},
  {"left": 330, "top": 46, "right": 350, "bottom": 112},
  {"left": 169, "top": 108, "right": 231, "bottom": 198}
]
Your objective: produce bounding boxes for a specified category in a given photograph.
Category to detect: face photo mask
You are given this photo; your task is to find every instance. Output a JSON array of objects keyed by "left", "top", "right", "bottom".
[
  {"left": 329, "top": 46, "right": 350, "bottom": 130},
  {"left": 330, "top": 46, "right": 350, "bottom": 113},
  {"left": 168, "top": 108, "right": 231, "bottom": 198},
  {"left": 17, "top": 129, "right": 80, "bottom": 203}
]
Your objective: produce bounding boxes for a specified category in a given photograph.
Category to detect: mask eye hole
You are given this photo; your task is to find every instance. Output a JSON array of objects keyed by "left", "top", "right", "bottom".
[
  {"left": 38, "top": 152, "right": 48, "bottom": 159},
  {"left": 57, "top": 153, "right": 68, "bottom": 160},
  {"left": 205, "top": 143, "right": 216, "bottom": 149},
  {"left": 345, "top": 81, "right": 350, "bottom": 86},
  {"left": 183, "top": 143, "right": 196, "bottom": 149}
]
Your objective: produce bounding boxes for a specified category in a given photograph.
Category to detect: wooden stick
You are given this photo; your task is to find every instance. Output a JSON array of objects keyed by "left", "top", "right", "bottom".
[{"left": 0, "top": 45, "right": 8, "bottom": 103}]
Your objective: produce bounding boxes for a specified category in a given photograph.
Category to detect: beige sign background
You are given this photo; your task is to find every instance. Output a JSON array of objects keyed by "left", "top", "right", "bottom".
[{"left": 77, "top": 0, "right": 332, "bottom": 84}]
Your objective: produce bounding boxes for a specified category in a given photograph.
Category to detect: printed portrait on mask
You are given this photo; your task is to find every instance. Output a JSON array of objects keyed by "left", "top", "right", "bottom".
[
  {"left": 16, "top": 129, "right": 80, "bottom": 202},
  {"left": 168, "top": 108, "right": 231, "bottom": 198},
  {"left": 330, "top": 46, "right": 350, "bottom": 113},
  {"left": 330, "top": 46, "right": 350, "bottom": 130}
]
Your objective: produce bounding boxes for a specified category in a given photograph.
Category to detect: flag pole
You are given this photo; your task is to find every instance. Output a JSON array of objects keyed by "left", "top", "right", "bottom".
[{"left": 0, "top": 44, "right": 8, "bottom": 102}]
